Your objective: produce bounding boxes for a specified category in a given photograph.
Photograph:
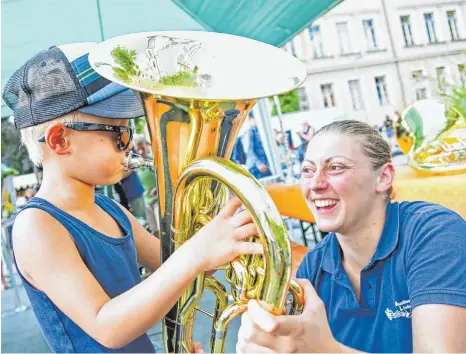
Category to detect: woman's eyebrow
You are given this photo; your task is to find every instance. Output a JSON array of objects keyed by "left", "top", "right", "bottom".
[{"left": 304, "top": 156, "right": 354, "bottom": 165}]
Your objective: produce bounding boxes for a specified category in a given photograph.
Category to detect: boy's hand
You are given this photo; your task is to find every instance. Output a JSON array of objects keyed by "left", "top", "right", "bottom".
[{"left": 190, "top": 198, "right": 263, "bottom": 272}]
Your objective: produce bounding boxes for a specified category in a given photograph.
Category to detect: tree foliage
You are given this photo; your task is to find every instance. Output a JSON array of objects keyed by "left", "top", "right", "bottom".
[
  {"left": 1, "top": 119, "right": 34, "bottom": 174},
  {"left": 271, "top": 89, "right": 300, "bottom": 116}
]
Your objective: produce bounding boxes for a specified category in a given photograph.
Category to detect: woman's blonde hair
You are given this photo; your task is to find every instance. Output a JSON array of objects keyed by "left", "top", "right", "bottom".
[
  {"left": 20, "top": 111, "right": 84, "bottom": 167},
  {"left": 315, "top": 120, "right": 394, "bottom": 200}
]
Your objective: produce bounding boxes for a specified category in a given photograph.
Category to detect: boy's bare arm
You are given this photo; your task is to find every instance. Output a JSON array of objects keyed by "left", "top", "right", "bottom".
[
  {"left": 13, "top": 198, "right": 261, "bottom": 349},
  {"left": 119, "top": 205, "right": 161, "bottom": 272},
  {"left": 13, "top": 209, "right": 204, "bottom": 349}
]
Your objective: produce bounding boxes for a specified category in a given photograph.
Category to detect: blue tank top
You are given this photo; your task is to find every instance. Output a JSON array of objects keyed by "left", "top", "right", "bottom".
[{"left": 13, "top": 194, "right": 155, "bottom": 353}]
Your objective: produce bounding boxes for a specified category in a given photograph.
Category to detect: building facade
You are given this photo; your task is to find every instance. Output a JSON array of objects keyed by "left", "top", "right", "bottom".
[{"left": 284, "top": 0, "right": 466, "bottom": 126}]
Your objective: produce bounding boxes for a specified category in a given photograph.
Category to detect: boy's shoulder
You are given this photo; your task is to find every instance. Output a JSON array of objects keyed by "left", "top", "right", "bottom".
[{"left": 13, "top": 205, "right": 71, "bottom": 247}]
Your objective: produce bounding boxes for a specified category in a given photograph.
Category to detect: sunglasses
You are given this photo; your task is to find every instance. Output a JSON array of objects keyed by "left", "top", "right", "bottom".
[{"left": 38, "top": 122, "right": 134, "bottom": 151}]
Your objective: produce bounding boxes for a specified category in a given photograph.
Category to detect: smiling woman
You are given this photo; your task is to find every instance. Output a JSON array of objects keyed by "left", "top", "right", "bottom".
[{"left": 237, "top": 120, "right": 466, "bottom": 353}]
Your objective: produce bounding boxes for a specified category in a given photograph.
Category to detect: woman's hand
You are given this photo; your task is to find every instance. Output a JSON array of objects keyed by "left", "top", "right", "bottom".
[
  {"left": 189, "top": 198, "right": 263, "bottom": 272},
  {"left": 237, "top": 279, "right": 340, "bottom": 353}
]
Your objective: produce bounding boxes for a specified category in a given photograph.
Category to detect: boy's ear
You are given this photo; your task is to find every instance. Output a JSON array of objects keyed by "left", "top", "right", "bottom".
[
  {"left": 376, "top": 163, "right": 395, "bottom": 195},
  {"left": 44, "top": 124, "right": 71, "bottom": 156}
]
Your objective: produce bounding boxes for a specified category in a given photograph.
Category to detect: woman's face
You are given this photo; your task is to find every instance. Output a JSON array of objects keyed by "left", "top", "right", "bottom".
[{"left": 300, "top": 132, "right": 379, "bottom": 234}]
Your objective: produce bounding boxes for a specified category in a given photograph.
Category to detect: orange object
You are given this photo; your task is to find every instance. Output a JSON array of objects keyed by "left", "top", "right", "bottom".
[
  {"left": 266, "top": 183, "right": 315, "bottom": 223},
  {"left": 291, "top": 242, "right": 309, "bottom": 276},
  {"left": 393, "top": 165, "right": 466, "bottom": 219}
]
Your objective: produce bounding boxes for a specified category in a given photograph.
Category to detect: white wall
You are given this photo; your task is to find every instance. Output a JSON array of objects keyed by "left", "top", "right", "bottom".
[{"left": 283, "top": 0, "right": 466, "bottom": 127}]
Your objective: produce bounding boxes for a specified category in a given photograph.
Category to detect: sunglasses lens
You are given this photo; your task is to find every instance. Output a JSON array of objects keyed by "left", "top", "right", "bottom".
[{"left": 118, "top": 128, "right": 133, "bottom": 150}]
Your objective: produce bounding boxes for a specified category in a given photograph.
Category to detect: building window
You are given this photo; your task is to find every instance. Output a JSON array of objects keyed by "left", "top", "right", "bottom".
[
  {"left": 321, "top": 83, "right": 336, "bottom": 108},
  {"left": 447, "top": 11, "right": 460, "bottom": 41},
  {"left": 309, "top": 25, "right": 324, "bottom": 58},
  {"left": 348, "top": 80, "right": 365, "bottom": 111},
  {"left": 336, "top": 22, "right": 352, "bottom": 54},
  {"left": 375, "top": 76, "right": 389, "bottom": 106},
  {"left": 297, "top": 87, "right": 310, "bottom": 111},
  {"left": 459, "top": 64, "right": 465, "bottom": 85},
  {"left": 412, "top": 70, "right": 424, "bottom": 80},
  {"left": 416, "top": 88, "right": 427, "bottom": 100},
  {"left": 363, "top": 19, "right": 378, "bottom": 50},
  {"left": 436, "top": 66, "right": 446, "bottom": 89},
  {"left": 284, "top": 40, "right": 297, "bottom": 56},
  {"left": 400, "top": 15, "right": 415, "bottom": 47},
  {"left": 424, "top": 13, "right": 438, "bottom": 43}
]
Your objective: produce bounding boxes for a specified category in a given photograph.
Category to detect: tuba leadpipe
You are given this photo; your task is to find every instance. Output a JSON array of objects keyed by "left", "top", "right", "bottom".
[{"left": 89, "top": 30, "right": 306, "bottom": 353}]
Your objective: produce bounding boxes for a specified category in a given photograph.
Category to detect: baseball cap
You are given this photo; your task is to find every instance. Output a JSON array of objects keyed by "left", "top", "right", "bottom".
[{"left": 2, "top": 42, "right": 145, "bottom": 129}]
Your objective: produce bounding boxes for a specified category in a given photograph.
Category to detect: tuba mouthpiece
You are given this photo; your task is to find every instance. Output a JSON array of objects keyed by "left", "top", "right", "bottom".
[{"left": 123, "top": 151, "right": 154, "bottom": 171}]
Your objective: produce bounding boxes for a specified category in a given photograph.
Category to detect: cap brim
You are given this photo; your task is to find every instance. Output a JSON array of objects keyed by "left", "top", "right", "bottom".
[{"left": 78, "top": 89, "right": 145, "bottom": 119}]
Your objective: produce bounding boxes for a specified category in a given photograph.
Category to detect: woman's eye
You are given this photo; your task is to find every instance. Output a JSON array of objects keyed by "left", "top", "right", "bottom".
[
  {"left": 301, "top": 167, "right": 315, "bottom": 175},
  {"left": 329, "top": 165, "right": 345, "bottom": 171}
]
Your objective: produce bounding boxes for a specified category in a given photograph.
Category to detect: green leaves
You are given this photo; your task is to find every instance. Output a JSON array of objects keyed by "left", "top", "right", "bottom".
[
  {"left": 271, "top": 89, "right": 300, "bottom": 115},
  {"left": 111, "top": 46, "right": 140, "bottom": 83}
]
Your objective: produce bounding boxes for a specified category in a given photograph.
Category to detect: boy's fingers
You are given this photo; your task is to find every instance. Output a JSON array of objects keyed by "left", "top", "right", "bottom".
[
  {"left": 235, "top": 223, "right": 258, "bottom": 240},
  {"left": 228, "top": 209, "right": 253, "bottom": 227},
  {"left": 218, "top": 197, "right": 242, "bottom": 218},
  {"left": 236, "top": 242, "right": 263, "bottom": 256},
  {"left": 192, "top": 342, "right": 204, "bottom": 353}
]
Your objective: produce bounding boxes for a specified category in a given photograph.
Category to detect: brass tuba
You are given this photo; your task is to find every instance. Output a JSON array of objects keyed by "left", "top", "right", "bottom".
[
  {"left": 396, "top": 99, "right": 466, "bottom": 175},
  {"left": 89, "top": 31, "right": 306, "bottom": 353}
]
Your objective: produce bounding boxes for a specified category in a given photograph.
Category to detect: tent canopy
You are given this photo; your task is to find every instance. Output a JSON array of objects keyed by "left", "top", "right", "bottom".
[{"left": 1, "top": 0, "right": 342, "bottom": 117}]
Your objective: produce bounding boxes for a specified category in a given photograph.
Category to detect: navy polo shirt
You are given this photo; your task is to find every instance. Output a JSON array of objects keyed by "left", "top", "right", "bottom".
[{"left": 297, "top": 201, "right": 466, "bottom": 353}]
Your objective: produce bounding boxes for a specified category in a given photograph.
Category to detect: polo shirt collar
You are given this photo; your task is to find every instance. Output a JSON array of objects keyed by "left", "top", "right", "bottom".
[
  {"left": 370, "top": 202, "right": 400, "bottom": 264},
  {"left": 319, "top": 202, "right": 401, "bottom": 274}
]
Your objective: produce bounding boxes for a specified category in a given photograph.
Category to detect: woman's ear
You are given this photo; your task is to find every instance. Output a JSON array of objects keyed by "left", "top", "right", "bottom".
[
  {"left": 376, "top": 163, "right": 395, "bottom": 194},
  {"left": 44, "top": 124, "right": 71, "bottom": 156}
]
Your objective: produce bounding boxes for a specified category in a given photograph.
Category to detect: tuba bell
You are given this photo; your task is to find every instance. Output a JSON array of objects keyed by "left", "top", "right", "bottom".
[
  {"left": 396, "top": 99, "right": 466, "bottom": 175},
  {"left": 89, "top": 31, "right": 306, "bottom": 353}
]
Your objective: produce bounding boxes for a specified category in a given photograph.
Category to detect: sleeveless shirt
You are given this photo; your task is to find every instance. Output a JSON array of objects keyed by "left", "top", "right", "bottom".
[{"left": 13, "top": 194, "right": 155, "bottom": 353}]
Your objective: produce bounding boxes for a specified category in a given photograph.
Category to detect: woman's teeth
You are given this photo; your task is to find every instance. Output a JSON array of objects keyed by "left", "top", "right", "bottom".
[{"left": 314, "top": 199, "right": 338, "bottom": 208}]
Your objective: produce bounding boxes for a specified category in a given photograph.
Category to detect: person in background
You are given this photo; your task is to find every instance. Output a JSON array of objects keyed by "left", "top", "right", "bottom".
[
  {"left": 133, "top": 134, "right": 160, "bottom": 236},
  {"left": 296, "top": 120, "right": 315, "bottom": 162},
  {"left": 275, "top": 132, "right": 290, "bottom": 171},
  {"left": 119, "top": 170, "right": 147, "bottom": 220},
  {"left": 245, "top": 116, "right": 271, "bottom": 179},
  {"left": 231, "top": 137, "right": 247, "bottom": 166}
]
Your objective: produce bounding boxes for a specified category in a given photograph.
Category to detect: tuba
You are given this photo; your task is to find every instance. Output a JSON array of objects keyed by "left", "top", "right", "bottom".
[
  {"left": 396, "top": 99, "right": 466, "bottom": 175},
  {"left": 89, "top": 31, "right": 306, "bottom": 353}
]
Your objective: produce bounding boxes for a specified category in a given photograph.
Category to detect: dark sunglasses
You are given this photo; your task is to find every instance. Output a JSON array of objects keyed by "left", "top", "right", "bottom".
[{"left": 38, "top": 122, "right": 134, "bottom": 151}]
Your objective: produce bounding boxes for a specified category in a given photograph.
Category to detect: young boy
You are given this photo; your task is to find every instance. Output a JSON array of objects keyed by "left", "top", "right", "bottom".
[{"left": 2, "top": 42, "right": 262, "bottom": 353}]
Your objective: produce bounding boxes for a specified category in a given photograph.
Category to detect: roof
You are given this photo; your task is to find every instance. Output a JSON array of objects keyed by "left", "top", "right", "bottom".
[{"left": 1, "top": 0, "right": 342, "bottom": 117}]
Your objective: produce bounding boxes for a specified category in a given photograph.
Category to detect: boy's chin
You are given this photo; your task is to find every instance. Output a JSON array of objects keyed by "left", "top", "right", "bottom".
[{"left": 81, "top": 172, "right": 124, "bottom": 187}]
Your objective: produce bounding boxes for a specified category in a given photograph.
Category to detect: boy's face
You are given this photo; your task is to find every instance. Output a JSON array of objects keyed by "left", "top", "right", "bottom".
[{"left": 45, "top": 113, "right": 131, "bottom": 186}]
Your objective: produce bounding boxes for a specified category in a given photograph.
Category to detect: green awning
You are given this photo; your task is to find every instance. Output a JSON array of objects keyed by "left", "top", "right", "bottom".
[{"left": 1, "top": 0, "right": 342, "bottom": 117}]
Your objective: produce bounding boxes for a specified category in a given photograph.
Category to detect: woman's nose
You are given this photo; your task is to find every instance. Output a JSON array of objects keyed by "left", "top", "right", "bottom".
[{"left": 309, "top": 170, "right": 328, "bottom": 190}]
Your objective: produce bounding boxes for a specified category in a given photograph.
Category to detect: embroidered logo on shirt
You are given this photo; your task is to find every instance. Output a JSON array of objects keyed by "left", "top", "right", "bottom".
[{"left": 385, "top": 300, "right": 412, "bottom": 320}]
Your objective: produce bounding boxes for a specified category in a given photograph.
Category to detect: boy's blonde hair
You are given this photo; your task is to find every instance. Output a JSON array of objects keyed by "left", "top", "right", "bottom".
[{"left": 20, "top": 111, "right": 84, "bottom": 167}]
